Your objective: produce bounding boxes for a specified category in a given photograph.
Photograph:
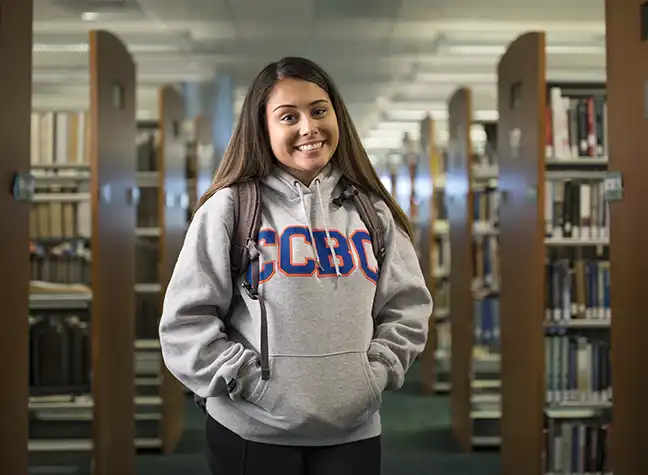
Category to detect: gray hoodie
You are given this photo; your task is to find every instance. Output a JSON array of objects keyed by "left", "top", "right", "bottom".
[{"left": 159, "top": 164, "right": 433, "bottom": 446}]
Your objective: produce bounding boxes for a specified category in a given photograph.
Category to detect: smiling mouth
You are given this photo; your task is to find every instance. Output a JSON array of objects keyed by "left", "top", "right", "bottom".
[{"left": 295, "top": 141, "right": 324, "bottom": 152}]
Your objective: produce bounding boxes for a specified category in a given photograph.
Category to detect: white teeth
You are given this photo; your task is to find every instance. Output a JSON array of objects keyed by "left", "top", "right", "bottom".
[{"left": 297, "top": 141, "right": 323, "bottom": 152}]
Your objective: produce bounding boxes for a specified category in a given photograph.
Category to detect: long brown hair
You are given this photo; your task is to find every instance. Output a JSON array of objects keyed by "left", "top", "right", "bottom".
[{"left": 196, "top": 56, "right": 412, "bottom": 239}]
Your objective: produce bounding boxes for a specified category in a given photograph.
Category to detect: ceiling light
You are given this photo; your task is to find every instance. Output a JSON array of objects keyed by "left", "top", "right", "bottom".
[
  {"left": 81, "top": 12, "right": 99, "bottom": 21},
  {"left": 442, "top": 44, "right": 605, "bottom": 56},
  {"left": 33, "top": 43, "right": 89, "bottom": 53}
]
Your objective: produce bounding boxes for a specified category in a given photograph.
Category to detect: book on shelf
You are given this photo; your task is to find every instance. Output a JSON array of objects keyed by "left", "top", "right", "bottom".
[
  {"left": 137, "top": 129, "right": 159, "bottom": 172},
  {"left": 545, "top": 180, "right": 609, "bottom": 240},
  {"left": 473, "top": 237, "right": 499, "bottom": 290},
  {"left": 543, "top": 420, "right": 610, "bottom": 475},
  {"left": 474, "top": 296, "right": 500, "bottom": 350},
  {"left": 473, "top": 189, "right": 499, "bottom": 228},
  {"left": 546, "top": 87, "right": 607, "bottom": 160},
  {"left": 136, "top": 294, "right": 161, "bottom": 341},
  {"left": 545, "top": 330, "right": 611, "bottom": 405},
  {"left": 432, "top": 237, "right": 450, "bottom": 274},
  {"left": 545, "top": 258, "right": 611, "bottom": 323}
]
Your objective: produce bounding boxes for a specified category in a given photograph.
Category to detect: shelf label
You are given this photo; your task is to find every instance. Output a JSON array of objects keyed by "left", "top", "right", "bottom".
[
  {"left": 603, "top": 172, "right": 623, "bottom": 202},
  {"left": 12, "top": 172, "right": 35, "bottom": 202}
]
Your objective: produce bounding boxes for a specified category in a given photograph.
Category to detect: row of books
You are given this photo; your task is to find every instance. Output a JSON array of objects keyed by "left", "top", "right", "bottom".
[
  {"left": 545, "top": 180, "right": 609, "bottom": 240},
  {"left": 545, "top": 258, "right": 611, "bottom": 322},
  {"left": 29, "top": 314, "right": 91, "bottom": 394},
  {"left": 545, "top": 332, "right": 611, "bottom": 404},
  {"left": 434, "top": 279, "right": 450, "bottom": 312},
  {"left": 136, "top": 240, "right": 160, "bottom": 284},
  {"left": 436, "top": 321, "right": 451, "bottom": 355},
  {"left": 30, "top": 240, "right": 91, "bottom": 285},
  {"left": 473, "top": 189, "right": 499, "bottom": 225},
  {"left": 434, "top": 189, "right": 447, "bottom": 221},
  {"left": 30, "top": 201, "right": 91, "bottom": 240},
  {"left": 543, "top": 421, "right": 610, "bottom": 475},
  {"left": 474, "top": 296, "right": 500, "bottom": 348},
  {"left": 30, "top": 111, "right": 90, "bottom": 165},
  {"left": 136, "top": 295, "right": 161, "bottom": 341},
  {"left": 137, "top": 131, "right": 160, "bottom": 172},
  {"left": 547, "top": 87, "right": 607, "bottom": 160},
  {"left": 138, "top": 189, "right": 161, "bottom": 228},
  {"left": 473, "top": 235, "right": 499, "bottom": 288}
]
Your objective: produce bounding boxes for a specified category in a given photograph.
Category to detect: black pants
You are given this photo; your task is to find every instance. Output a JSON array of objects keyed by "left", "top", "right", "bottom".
[{"left": 206, "top": 415, "right": 381, "bottom": 475}]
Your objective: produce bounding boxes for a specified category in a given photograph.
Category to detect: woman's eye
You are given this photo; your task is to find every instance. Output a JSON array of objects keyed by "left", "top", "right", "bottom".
[
  {"left": 280, "top": 114, "right": 297, "bottom": 122},
  {"left": 312, "top": 108, "right": 327, "bottom": 117}
]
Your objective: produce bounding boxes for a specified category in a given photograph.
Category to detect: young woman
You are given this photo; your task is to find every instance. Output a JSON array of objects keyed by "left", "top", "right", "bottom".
[{"left": 159, "top": 56, "right": 433, "bottom": 475}]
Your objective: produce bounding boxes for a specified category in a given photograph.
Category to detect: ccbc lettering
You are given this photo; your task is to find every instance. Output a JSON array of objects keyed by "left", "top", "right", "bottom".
[{"left": 246, "top": 226, "right": 378, "bottom": 285}]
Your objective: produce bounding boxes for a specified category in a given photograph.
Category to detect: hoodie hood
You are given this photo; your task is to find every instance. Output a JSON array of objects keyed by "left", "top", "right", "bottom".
[{"left": 262, "top": 163, "right": 346, "bottom": 277}]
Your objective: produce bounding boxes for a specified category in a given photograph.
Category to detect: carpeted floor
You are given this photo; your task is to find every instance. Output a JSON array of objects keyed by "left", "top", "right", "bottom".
[{"left": 137, "top": 362, "right": 501, "bottom": 475}]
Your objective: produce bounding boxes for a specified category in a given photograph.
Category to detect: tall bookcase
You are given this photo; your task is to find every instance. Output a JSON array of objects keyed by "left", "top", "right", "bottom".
[
  {"left": 498, "top": 31, "right": 611, "bottom": 474},
  {"left": 25, "top": 30, "right": 139, "bottom": 475},
  {"left": 157, "top": 85, "right": 187, "bottom": 454},
  {"left": 1, "top": 1, "right": 33, "bottom": 474},
  {"left": 133, "top": 86, "right": 190, "bottom": 455},
  {"left": 606, "top": 1, "right": 648, "bottom": 472},
  {"left": 447, "top": 86, "right": 502, "bottom": 451},
  {"left": 446, "top": 88, "right": 475, "bottom": 451},
  {"left": 469, "top": 119, "right": 501, "bottom": 450},
  {"left": 419, "top": 116, "right": 452, "bottom": 395}
]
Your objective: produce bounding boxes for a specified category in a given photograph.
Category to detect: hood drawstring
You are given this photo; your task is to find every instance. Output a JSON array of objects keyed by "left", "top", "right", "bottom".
[
  {"left": 294, "top": 179, "right": 342, "bottom": 278},
  {"left": 315, "top": 179, "right": 341, "bottom": 277}
]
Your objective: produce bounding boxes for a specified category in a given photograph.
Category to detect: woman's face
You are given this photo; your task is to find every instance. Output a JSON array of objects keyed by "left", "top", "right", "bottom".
[{"left": 265, "top": 77, "right": 339, "bottom": 186}]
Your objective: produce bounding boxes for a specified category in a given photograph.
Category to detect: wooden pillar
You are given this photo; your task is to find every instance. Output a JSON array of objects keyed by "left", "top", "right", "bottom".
[
  {"left": 606, "top": 1, "right": 648, "bottom": 472},
  {"left": 497, "top": 31, "right": 546, "bottom": 475},
  {"left": 158, "top": 86, "right": 187, "bottom": 455},
  {"left": 89, "top": 29, "right": 137, "bottom": 475},
  {"left": 0, "top": 1, "right": 33, "bottom": 474},
  {"left": 446, "top": 88, "right": 474, "bottom": 452}
]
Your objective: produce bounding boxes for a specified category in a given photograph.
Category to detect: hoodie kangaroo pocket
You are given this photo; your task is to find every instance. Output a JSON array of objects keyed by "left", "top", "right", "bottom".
[{"left": 244, "top": 351, "right": 381, "bottom": 437}]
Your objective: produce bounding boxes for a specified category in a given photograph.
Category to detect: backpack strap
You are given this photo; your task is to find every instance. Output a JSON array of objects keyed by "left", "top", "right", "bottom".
[
  {"left": 336, "top": 177, "right": 386, "bottom": 267},
  {"left": 231, "top": 180, "right": 262, "bottom": 281},
  {"left": 231, "top": 180, "right": 270, "bottom": 381}
]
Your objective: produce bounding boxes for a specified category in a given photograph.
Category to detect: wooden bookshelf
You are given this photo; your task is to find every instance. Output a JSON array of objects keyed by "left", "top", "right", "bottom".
[
  {"left": 89, "top": 29, "right": 138, "bottom": 475},
  {"left": 606, "top": 1, "right": 645, "bottom": 472},
  {"left": 0, "top": 1, "right": 33, "bottom": 474},
  {"left": 419, "top": 116, "right": 451, "bottom": 394},
  {"left": 469, "top": 119, "right": 501, "bottom": 450},
  {"left": 158, "top": 85, "right": 187, "bottom": 455},
  {"left": 498, "top": 31, "right": 611, "bottom": 475},
  {"left": 446, "top": 88, "right": 475, "bottom": 452}
]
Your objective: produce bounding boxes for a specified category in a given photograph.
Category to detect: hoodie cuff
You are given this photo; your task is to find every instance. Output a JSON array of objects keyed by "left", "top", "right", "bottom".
[
  {"left": 226, "top": 356, "right": 262, "bottom": 401},
  {"left": 369, "top": 358, "right": 390, "bottom": 393}
]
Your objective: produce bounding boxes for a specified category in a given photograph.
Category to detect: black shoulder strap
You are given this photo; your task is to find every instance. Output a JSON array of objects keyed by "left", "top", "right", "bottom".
[
  {"left": 337, "top": 177, "right": 386, "bottom": 267},
  {"left": 230, "top": 180, "right": 262, "bottom": 281}
]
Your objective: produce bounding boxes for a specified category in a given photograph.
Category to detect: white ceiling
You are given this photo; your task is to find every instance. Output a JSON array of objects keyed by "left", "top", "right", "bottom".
[{"left": 33, "top": 0, "right": 606, "bottom": 156}]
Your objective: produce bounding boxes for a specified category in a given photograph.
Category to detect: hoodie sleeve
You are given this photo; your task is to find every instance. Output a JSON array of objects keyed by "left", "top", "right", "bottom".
[
  {"left": 158, "top": 188, "right": 261, "bottom": 400},
  {"left": 367, "top": 200, "right": 434, "bottom": 392}
]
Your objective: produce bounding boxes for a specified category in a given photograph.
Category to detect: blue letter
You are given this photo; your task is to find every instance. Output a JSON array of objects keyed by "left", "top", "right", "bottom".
[
  {"left": 350, "top": 230, "right": 378, "bottom": 284},
  {"left": 279, "top": 226, "right": 316, "bottom": 277},
  {"left": 313, "top": 230, "right": 355, "bottom": 276}
]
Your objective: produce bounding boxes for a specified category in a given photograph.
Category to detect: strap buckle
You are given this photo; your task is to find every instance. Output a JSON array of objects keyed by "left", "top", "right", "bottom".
[
  {"left": 241, "top": 281, "right": 258, "bottom": 300},
  {"left": 332, "top": 186, "right": 359, "bottom": 207}
]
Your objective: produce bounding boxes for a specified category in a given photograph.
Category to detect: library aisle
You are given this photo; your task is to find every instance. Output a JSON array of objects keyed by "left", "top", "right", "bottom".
[{"left": 136, "top": 361, "right": 501, "bottom": 475}]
